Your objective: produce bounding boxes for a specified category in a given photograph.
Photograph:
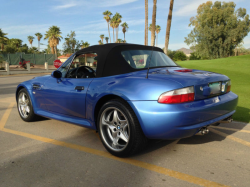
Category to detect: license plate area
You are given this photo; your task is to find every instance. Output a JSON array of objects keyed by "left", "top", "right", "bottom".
[{"left": 209, "top": 82, "right": 221, "bottom": 95}]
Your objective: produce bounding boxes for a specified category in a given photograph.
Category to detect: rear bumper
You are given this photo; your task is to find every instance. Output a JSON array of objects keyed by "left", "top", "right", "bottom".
[{"left": 128, "top": 92, "right": 238, "bottom": 139}]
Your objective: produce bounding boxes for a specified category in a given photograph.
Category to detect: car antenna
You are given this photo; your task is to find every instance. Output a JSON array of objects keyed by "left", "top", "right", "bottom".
[{"left": 146, "top": 34, "right": 156, "bottom": 79}]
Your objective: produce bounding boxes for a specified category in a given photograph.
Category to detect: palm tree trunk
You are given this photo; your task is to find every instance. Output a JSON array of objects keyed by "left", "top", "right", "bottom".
[
  {"left": 55, "top": 46, "right": 58, "bottom": 59},
  {"left": 116, "top": 27, "right": 118, "bottom": 42},
  {"left": 156, "top": 33, "right": 158, "bottom": 47},
  {"left": 108, "top": 23, "right": 111, "bottom": 43},
  {"left": 124, "top": 32, "right": 125, "bottom": 41},
  {"left": 164, "top": 0, "right": 174, "bottom": 54},
  {"left": 85, "top": 55, "right": 87, "bottom": 66},
  {"left": 113, "top": 28, "right": 115, "bottom": 43},
  {"left": 1, "top": 44, "right": 4, "bottom": 51},
  {"left": 51, "top": 45, "right": 55, "bottom": 54},
  {"left": 151, "top": 0, "right": 157, "bottom": 46},
  {"left": 145, "top": 0, "right": 148, "bottom": 45}
]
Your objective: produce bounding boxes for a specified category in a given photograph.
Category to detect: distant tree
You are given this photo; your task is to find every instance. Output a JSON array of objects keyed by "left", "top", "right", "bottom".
[
  {"left": 189, "top": 53, "right": 201, "bottom": 60},
  {"left": 105, "top": 37, "right": 109, "bottom": 44},
  {"left": 185, "top": 1, "right": 250, "bottom": 59},
  {"left": 110, "top": 18, "right": 116, "bottom": 43},
  {"left": 113, "top": 13, "right": 122, "bottom": 42},
  {"left": 121, "top": 22, "right": 129, "bottom": 41},
  {"left": 155, "top": 25, "right": 161, "bottom": 47},
  {"left": 173, "top": 51, "right": 187, "bottom": 61},
  {"left": 117, "top": 39, "right": 122, "bottom": 43},
  {"left": 100, "top": 34, "right": 105, "bottom": 43},
  {"left": 44, "top": 26, "right": 63, "bottom": 58},
  {"left": 103, "top": 10, "right": 112, "bottom": 43},
  {"left": 27, "top": 36, "right": 34, "bottom": 47},
  {"left": 0, "top": 29, "right": 8, "bottom": 51},
  {"left": 98, "top": 40, "right": 103, "bottom": 45},
  {"left": 167, "top": 50, "right": 176, "bottom": 60},
  {"left": 35, "top": 33, "right": 43, "bottom": 51},
  {"left": 80, "top": 41, "right": 90, "bottom": 65}
]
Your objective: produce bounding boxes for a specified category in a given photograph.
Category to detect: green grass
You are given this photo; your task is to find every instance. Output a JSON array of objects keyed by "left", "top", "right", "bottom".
[{"left": 178, "top": 55, "right": 250, "bottom": 123}]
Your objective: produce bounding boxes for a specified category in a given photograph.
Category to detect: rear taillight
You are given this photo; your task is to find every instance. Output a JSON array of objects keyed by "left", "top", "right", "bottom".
[
  {"left": 158, "top": 86, "right": 195, "bottom": 104},
  {"left": 227, "top": 80, "right": 231, "bottom": 93}
]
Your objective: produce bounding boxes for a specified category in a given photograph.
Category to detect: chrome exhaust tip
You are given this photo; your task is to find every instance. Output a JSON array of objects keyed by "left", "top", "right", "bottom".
[
  {"left": 220, "top": 116, "right": 233, "bottom": 123},
  {"left": 196, "top": 127, "right": 209, "bottom": 135}
]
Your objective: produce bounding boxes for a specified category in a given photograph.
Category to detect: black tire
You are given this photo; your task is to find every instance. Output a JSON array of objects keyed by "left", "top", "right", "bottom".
[
  {"left": 17, "top": 88, "right": 39, "bottom": 122},
  {"left": 97, "top": 99, "right": 148, "bottom": 157}
]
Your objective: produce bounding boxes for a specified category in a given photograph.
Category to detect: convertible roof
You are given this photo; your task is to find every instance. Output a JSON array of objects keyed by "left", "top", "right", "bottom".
[{"left": 75, "top": 43, "right": 163, "bottom": 77}]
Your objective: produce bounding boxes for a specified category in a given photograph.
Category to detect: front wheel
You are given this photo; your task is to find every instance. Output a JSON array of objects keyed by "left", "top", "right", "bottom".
[
  {"left": 97, "top": 99, "right": 147, "bottom": 157},
  {"left": 17, "top": 88, "right": 38, "bottom": 122}
]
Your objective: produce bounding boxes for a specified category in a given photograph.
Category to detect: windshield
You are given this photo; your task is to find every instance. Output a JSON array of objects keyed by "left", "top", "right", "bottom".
[{"left": 121, "top": 50, "right": 177, "bottom": 69}]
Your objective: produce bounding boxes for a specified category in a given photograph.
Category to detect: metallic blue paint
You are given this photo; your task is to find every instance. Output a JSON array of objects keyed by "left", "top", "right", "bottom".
[{"left": 16, "top": 67, "right": 238, "bottom": 140}]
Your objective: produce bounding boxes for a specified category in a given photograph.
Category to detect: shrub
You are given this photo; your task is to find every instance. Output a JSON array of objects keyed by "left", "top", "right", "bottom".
[
  {"left": 173, "top": 51, "right": 187, "bottom": 61},
  {"left": 189, "top": 53, "right": 201, "bottom": 60}
]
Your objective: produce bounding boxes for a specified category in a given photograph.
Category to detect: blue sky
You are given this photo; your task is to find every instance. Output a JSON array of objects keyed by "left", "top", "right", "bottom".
[{"left": 1, "top": 0, "right": 250, "bottom": 51}]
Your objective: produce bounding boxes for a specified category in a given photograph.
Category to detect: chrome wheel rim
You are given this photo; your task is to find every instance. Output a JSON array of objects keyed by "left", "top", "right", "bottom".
[
  {"left": 100, "top": 107, "right": 130, "bottom": 152},
  {"left": 18, "top": 92, "right": 30, "bottom": 118}
]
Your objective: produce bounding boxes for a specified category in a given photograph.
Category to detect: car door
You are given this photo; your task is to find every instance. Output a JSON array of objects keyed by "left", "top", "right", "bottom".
[
  {"left": 42, "top": 54, "right": 94, "bottom": 119},
  {"left": 43, "top": 77, "right": 93, "bottom": 118}
]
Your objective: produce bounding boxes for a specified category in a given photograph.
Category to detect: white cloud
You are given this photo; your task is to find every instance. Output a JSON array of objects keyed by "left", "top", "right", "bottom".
[
  {"left": 174, "top": 0, "right": 245, "bottom": 17},
  {"left": 52, "top": 0, "right": 138, "bottom": 10},
  {"left": 53, "top": 3, "right": 77, "bottom": 9},
  {"left": 3, "top": 24, "right": 50, "bottom": 36}
]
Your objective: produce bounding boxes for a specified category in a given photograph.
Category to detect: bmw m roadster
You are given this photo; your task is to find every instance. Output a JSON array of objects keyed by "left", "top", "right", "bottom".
[{"left": 16, "top": 43, "right": 238, "bottom": 157}]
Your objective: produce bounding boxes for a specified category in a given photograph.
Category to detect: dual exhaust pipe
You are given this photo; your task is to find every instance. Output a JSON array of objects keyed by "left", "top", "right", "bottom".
[{"left": 196, "top": 116, "right": 233, "bottom": 136}]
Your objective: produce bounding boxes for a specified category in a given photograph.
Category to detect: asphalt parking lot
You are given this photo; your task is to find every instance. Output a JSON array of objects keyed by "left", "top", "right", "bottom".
[{"left": 0, "top": 74, "right": 250, "bottom": 187}]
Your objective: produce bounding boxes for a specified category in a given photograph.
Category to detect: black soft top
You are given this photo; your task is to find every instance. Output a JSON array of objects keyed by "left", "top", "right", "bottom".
[{"left": 75, "top": 43, "right": 163, "bottom": 77}]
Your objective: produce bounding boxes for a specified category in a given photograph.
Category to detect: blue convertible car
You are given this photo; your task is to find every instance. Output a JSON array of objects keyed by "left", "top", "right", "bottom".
[{"left": 16, "top": 43, "right": 238, "bottom": 157}]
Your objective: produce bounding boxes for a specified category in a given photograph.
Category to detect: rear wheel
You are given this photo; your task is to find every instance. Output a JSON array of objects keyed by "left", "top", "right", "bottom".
[
  {"left": 17, "top": 88, "right": 38, "bottom": 122},
  {"left": 97, "top": 99, "right": 147, "bottom": 157}
]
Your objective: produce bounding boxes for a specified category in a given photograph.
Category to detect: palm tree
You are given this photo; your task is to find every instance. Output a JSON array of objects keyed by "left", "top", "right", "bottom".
[
  {"left": 164, "top": 0, "right": 174, "bottom": 54},
  {"left": 145, "top": 0, "right": 148, "bottom": 45},
  {"left": 113, "top": 13, "right": 122, "bottom": 42},
  {"left": 35, "top": 33, "right": 43, "bottom": 52},
  {"left": 110, "top": 18, "right": 116, "bottom": 43},
  {"left": 0, "top": 29, "right": 8, "bottom": 51},
  {"left": 117, "top": 39, "right": 122, "bottom": 43},
  {"left": 151, "top": 0, "right": 157, "bottom": 46},
  {"left": 105, "top": 37, "right": 109, "bottom": 44},
  {"left": 121, "top": 22, "right": 129, "bottom": 41},
  {"left": 11, "top": 39, "right": 22, "bottom": 50},
  {"left": 65, "top": 38, "right": 70, "bottom": 49},
  {"left": 27, "top": 36, "right": 35, "bottom": 47},
  {"left": 155, "top": 25, "right": 161, "bottom": 47},
  {"left": 98, "top": 40, "right": 103, "bottom": 45},
  {"left": 100, "top": 35, "right": 105, "bottom": 43},
  {"left": 44, "top": 26, "right": 63, "bottom": 58},
  {"left": 103, "top": 10, "right": 112, "bottom": 43},
  {"left": 81, "top": 41, "right": 90, "bottom": 65}
]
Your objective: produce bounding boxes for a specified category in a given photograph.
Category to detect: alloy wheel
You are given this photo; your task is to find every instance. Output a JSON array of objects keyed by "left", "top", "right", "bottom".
[{"left": 99, "top": 107, "right": 130, "bottom": 152}]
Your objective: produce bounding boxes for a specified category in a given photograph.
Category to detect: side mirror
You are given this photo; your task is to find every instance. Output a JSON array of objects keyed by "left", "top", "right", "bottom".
[{"left": 51, "top": 70, "right": 62, "bottom": 79}]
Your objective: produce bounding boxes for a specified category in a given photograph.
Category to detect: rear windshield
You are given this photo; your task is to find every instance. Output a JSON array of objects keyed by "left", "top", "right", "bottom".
[{"left": 121, "top": 50, "right": 178, "bottom": 69}]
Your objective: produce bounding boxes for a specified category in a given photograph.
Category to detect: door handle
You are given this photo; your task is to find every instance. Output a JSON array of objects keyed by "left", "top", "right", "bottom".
[{"left": 75, "top": 86, "right": 84, "bottom": 90}]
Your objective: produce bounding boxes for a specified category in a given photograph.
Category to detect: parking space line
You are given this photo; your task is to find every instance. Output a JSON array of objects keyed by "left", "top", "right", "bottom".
[
  {"left": 209, "top": 128, "right": 250, "bottom": 147},
  {"left": 0, "top": 102, "right": 15, "bottom": 130},
  {"left": 1, "top": 128, "right": 228, "bottom": 187},
  {"left": 211, "top": 126, "right": 250, "bottom": 134},
  {"left": 0, "top": 103, "right": 228, "bottom": 186}
]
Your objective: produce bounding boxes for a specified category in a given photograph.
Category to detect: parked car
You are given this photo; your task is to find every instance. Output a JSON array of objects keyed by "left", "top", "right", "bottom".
[{"left": 16, "top": 43, "right": 238, "bottom": 157}]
